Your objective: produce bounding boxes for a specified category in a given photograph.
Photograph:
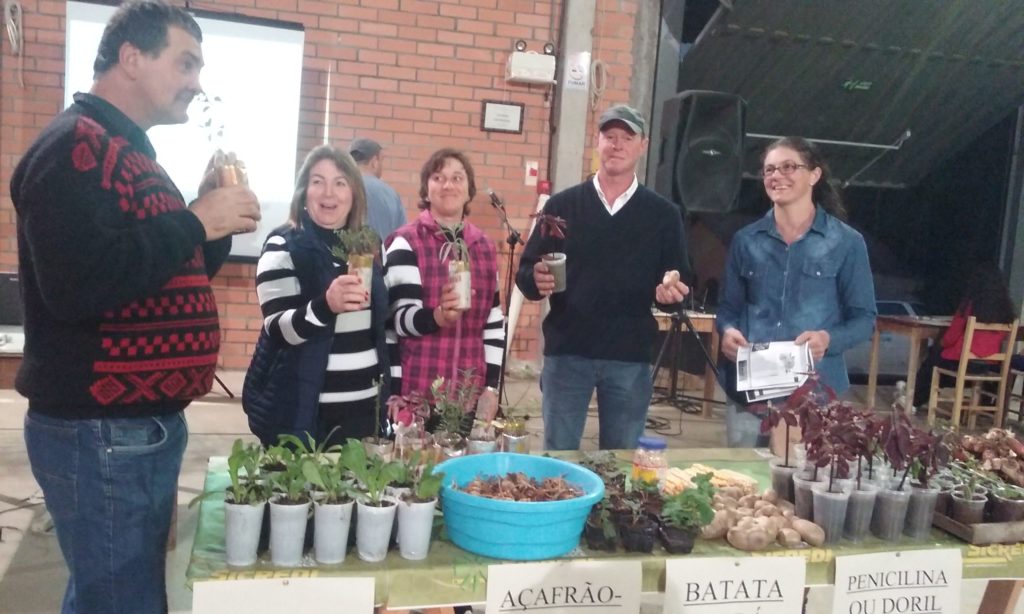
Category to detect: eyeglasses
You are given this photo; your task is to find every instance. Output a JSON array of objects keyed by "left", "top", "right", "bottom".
[{"left": 761, "top": 162, "right": 809, "bottom": 178}]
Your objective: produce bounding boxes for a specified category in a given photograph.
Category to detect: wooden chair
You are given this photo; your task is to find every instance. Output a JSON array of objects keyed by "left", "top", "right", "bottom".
[
  {"left": 1004, "top": 367, "right": 1024, "bottom": 426},
  {"left": 926, "top": 316, "right": 1019, "bottom": 430}
]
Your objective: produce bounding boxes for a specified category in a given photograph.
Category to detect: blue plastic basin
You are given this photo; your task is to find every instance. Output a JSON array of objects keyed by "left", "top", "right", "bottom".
[{"left": 434, "top": 453, "right": 604, "bottom": 560}]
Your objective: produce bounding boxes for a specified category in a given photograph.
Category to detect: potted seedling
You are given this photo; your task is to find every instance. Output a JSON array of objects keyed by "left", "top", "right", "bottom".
[
  {"left": 658, "top": 473, "right": 715, "bottom": 554},
  {"left": 332, "top": 225, "right": 379, "bottom": 309},
  {"left": 189, "top": 439, "right": 268, "bottom": 567},
  {"left": 498, "top": 408, "right": 531, "bottom": 453},
  {"left": 871, "top": 411, "right": 915, "bottom": 540},
  {"left": 808, "top": 402, "right": 861, "bottom": 544},
  {"left": 437, "top": 223, "right": 472, "bottom": 310},
  {"left": 760, "top": 400, "right": 799, "bottom": 503},
  {"left": 301, "top": 435, "right": 357, "bottom": 565},
  {"left": 903, "top": 427, "right": 948, "bottom": 540},
  {"left": 614, "top": 476, "right": 661, "bottom": 553},
  {"left": 396, "top": 455, "right": 446, "bottom": 560},
  {"left": 530, "top": 212, "right": 568, "bottom": 293},
  {"left": 584, "top": 498, "right": 618, "bottom": 551},
  {"left": 341, "top": 438, "right": 403, "bottom": 562},
  {"left": 949, "top": 459, "right": 989, "bottom": 525},
  {"left": 428, "top": 374, "right": 478, "bottom": 459},
  {"left": 842, "top": 409, "right": 882, "bottom": 542},
  {"left": 265, "top": 434, "right": 315, "bottom": 567},
  {"left": 990, "top": 482, "right": 1024, "bottom": 522}
]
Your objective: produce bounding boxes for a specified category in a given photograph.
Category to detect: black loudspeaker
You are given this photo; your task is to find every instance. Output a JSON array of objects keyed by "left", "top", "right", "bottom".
[{"left": 654, "top": 90, "right": 746, "bottom": 213}]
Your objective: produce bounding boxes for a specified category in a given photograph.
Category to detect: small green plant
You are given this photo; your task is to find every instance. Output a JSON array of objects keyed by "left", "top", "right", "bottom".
[
  {"left": 436, "top": 223, "right": 470, "bottom": 263},
  {"left": 190, "top": 438, "right": 267, "bottom": 508},
  {"left": 331, "top": 226, "right": 379, "bottom": 261},
  {"left": 430, "top": 372, "right": 480, "bottom": 435},
  {"left": 340, "top": 438, "right": 402, "bottom": 506},
  {"left": 407, "top": 455, "right": 445, "bottom": 502},
  {"left": 588, "top": 499, "right": 617, "bottom": 541},
  {"left": 660, "top": 473, "right": 715, "bottom": 531},
  {"left": 266, "top": 434, "right": 315, "bottom": 504},
  {"left": 299, "top": 431, "right": 355, "bottom": 505}
]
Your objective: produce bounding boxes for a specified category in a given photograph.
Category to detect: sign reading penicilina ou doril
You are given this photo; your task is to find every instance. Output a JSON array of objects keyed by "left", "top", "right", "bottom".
[
  {"left": 832, "top": 549, "right": 962, "bottom": 614},
  {"left": 485, "top": 560, "right": 641, "bottom": 614}
]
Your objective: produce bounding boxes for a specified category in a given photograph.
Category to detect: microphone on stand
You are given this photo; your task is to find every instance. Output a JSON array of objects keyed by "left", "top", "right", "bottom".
[{"left": 487, "top": 188, "right": 504, "bottom": 210}]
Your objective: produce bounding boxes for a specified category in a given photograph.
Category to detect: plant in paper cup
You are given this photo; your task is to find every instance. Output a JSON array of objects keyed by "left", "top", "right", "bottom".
[
  {"left": 361, "top": 379, "right": 393, "bottom": 459},
  {"left": 428, "top": 372, "right": 480, "bottom": 458},
  {"left": 298, "top": 434, "right": 359, "bottom": 564},
  {"left": 530, "top": 211, "right": 569, "bottom": 293},
  {"left": 758, "top": 399, "right": 799, "bottom": 502},
  {"left": 901, "top": 426, "right": 949, "bottom": 539},
  {"left": 437, "top": 223, "right": 472, "bottom": 310},
  {"left": 263, "top": 434, "right": 316, "bottom": 566},
  {"left": 342, "top": 438, "right": 403, "bottom": 562},
  {"left": 331, "top": 226, "right": 379, "bottom": 308},
  {"left": 395, "top": 453, "right": 446, "bottom": 560},
  {"left": 188, "top": 439, "right": 269, "bottom": 567}
]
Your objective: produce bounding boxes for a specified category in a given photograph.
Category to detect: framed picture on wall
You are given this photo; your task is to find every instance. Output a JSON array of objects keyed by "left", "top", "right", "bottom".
[{"left": 480, "top": 100, "right": 525, "bottom": 134}]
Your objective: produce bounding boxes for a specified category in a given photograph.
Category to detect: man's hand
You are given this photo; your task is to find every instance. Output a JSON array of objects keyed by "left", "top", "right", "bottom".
[
  {"left": 533, "top": 260, "right": 555, "bottom": 297},
  {"left": 795, "top": 330, "right": 830, "bottom": 361},
  {"left": 433, "top": 282, "right": 462, "bottom": 327},
  {"left": 325, "top": 274, "right": 368, "bottom": 313},
  {"left": 188, "top": 186, "right": 261, "bottom": 241},
  {"left": 721, "top": 327, "right": 749, "bottom": 362},
  {"left": 476, "top": 387, "right": 500, "bottom": 423},
  {"left": 656, "top": 269, "right": 689, "bottom": 304}
]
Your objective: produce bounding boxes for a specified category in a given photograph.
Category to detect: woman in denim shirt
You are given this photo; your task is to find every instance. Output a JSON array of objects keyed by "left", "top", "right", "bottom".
[{"left": 717, "top": 137, "right": 877, "bottom": 447}]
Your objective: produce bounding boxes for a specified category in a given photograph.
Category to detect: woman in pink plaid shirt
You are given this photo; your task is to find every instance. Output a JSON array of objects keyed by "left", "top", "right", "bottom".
[{"left": 383, "top": 149, "right": 505, "bottom": 426}]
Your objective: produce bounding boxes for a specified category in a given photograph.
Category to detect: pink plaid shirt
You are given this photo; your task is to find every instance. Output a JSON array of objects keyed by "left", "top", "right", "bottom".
[{"left": 385, "top": 210, "right": 499, "bottom": 395}]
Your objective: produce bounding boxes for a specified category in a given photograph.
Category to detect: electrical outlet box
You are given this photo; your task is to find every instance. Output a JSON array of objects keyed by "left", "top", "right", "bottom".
[{"left": 506, "top": 51, "right": 556, "bottom": 85}]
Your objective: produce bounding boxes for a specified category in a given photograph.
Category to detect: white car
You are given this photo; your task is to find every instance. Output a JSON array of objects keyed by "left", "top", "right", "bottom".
[{"left": 845, "top": 300, "right": 928, "bottom": 381}]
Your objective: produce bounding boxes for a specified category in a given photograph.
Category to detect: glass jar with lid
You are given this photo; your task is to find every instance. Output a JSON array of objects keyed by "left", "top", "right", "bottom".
[{"left": 632, "top": 435, "right": 668, "bottom": 485}]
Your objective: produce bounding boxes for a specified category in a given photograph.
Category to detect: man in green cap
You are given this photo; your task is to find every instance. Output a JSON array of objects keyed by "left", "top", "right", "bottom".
[{"left": 517, "top": 104, "right": 691, "bottom": 450}]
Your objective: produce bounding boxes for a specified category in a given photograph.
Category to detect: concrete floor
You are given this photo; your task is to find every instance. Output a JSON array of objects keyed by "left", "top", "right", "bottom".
[{"left": 0, "top": 367, "right": 888, "bottom": 613}]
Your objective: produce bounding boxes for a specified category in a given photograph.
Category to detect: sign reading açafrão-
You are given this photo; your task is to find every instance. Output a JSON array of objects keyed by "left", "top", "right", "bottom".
[
  {"left": 664, "top": 557, "right": 807, "bottom": 613},
  {"left": 832, "top": 550, "right": 962, "bottom": 614},
  {"left": 485, "top": 560, "right": 641, "bottom": 614}
]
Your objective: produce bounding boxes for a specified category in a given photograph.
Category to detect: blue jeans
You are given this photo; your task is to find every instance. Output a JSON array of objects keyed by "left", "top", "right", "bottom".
[
  {"left": 725, "top": 401, "right": 769, "bottom": 448},
  {"left": 540, "top": 354, "right": 652, "bottom": 450},
  {"left": 24, "top": 410, "right": 188, "bottom": 614}
]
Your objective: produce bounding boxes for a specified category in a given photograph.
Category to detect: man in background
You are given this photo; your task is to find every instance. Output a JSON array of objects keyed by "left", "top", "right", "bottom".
[
  {"left": 350, "top": 137, "right": 407, "bottom": 241},
  {"left": 516, "top": 104, "right": 690, "bottom": 451},
  {"left": 10, "top": 1, "right": 260, "bottom": 611}
]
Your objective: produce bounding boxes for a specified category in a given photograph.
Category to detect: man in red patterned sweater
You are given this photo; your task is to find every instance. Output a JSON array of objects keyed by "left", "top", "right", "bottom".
[{"left": 9, "top": 1, "right": 260, "bottom": 612}]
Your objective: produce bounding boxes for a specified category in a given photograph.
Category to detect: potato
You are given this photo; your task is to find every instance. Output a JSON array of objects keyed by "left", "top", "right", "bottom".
[
  {"left": 791, "top": 519, "right": 826, "bottom": 547},
  {"left": 700, "top": 509, "right": 734, "bottom": 540},
  {"left": 727, "top": 526, "right": 773, "bottom": 551},
  {"left": 663, "top": 270, "right": 680, "bottom": 285},
  {"left": 776, "top": 500, "right": 796, "bottom": 514},
  {"left": 777, "top": 528, "right": 802, "bottom": 548},
  {"left": 719, "top": 486, "right": 744, "bottom": 499},
  {"left": 734, "top": 507, "right": 754, "bottom": 519},
  {"left": 762, "top": 488, "right": 779, "bottom": 504},
  {"left": 739, "top": 494, "right": 760, "bottom": 508}
]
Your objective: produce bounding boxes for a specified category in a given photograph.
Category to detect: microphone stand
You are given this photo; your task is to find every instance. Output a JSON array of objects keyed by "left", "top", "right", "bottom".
[
  {"left": 489, "top": 196, "right": 524, "bottom": 411},
  {"left": 651, "top": 297, "right": 723, "bottom": 411}
]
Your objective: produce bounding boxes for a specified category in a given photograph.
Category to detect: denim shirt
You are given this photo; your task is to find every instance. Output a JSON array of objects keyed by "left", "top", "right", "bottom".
[{"left": 717, "top": 206, "right": 877, "bottom": 396}]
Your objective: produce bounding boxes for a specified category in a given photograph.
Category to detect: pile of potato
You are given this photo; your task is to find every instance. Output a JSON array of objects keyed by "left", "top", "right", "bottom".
[{"left": 700, "top": 486, "right": 825, "bottom": 551}]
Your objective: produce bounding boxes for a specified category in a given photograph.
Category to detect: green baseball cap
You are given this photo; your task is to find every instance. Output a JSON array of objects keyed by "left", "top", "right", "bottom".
[{"left": 598, "top": 104, "right": 646, "bottom": 137}]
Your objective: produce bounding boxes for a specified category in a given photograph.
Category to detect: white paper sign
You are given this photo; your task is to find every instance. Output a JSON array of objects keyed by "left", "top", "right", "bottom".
[
  {"left": 664, "top": 557, "right": 806, "bottom": 614},
  {"left": 832, "top": 550, "right": 962, "bottom": 614},
  {"left": 485, "top": 560, "right": 641, "bottom": 614},
  {"left": 192, "top": 577, "right": 375, "bottom": 613},
  {"left": 563, "top": 51, "right": 590, "bottom": 91}
]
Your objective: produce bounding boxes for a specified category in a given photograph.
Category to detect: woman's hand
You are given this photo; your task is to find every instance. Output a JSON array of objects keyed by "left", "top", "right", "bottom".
[
  {"left": 433, "top": 282, "right": 462, "bottom": 327},
  {"left": 795, "top": 330, "right": 830, "bottom": 361},
  {"left": 476, "top": 387, "right": 500, "bottom": 423},
  {"left": 721, "top": 327, "right": 749, "bottom": 362},
  {"left": 533, "top": 260, "right": 555, "bottom": 297},
  {"left": 325, "top": 274, "right": 368, "bottom": 313}
]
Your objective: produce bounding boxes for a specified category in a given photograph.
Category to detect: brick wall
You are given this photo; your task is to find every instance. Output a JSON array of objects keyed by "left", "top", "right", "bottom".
[{"left": 0, "top": 0, "right": 640, "bottom": 370}]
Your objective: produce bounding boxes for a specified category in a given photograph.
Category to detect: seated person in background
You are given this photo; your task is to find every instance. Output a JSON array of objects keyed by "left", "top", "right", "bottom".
[
  {"left": 911, "top": 264, "right": 1015, "bottom": 410},
  {"left": 243, "top": 145, "right": 392, "bottom": 447}
]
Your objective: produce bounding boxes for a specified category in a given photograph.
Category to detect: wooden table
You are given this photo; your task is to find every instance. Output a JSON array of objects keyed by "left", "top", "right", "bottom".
[
  {"left": 654, "top": 311, "right": 719, "bottom": 418},
  {"left": 865, "top": 315, "right": 951, "bottom": 411}
]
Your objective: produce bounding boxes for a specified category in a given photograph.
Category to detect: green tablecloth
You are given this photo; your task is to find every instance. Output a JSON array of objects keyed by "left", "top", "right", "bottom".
[{"left": 186, "top": 448, "right": 1024, "bottom": 608}]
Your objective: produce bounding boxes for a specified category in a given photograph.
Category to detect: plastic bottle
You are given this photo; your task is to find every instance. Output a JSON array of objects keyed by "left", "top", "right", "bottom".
[{"left": 632, "top": 436, "right": 668, "bottom": 485}]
